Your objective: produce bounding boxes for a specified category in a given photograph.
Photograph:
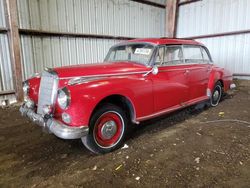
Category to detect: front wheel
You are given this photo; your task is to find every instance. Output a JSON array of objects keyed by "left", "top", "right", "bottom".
[
  {"left": 210, "top": 82, "right": 223, "bottom": 107},
  {"left": 81, "top": 104, "right": 128, "bottom": 154}
]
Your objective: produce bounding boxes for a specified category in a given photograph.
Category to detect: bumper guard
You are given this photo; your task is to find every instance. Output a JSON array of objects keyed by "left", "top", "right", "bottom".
[{"left": 20, "top": 104, "right": 89, "bottom": 139}]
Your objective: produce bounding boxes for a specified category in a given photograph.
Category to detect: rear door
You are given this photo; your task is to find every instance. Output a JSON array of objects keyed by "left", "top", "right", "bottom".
[{"left": 183, "top": 45, "right": 211, "bottom": 100}]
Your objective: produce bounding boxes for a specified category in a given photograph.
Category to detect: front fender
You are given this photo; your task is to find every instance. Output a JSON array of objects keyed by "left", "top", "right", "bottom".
[{"left": 59, "top": 76, "right": 153, "bottom": 127}]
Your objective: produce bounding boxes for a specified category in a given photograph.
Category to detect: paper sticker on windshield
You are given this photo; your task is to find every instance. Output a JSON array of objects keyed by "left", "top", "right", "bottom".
[{"left": 134, "top": 48, "right": 152, "bottom": 55}]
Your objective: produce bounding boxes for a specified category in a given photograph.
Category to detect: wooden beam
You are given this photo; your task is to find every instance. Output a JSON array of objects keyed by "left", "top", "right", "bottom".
[
  {"left": 184, "top": 29, "right": 250, "bottom": 39},
  {"left": 178, "top": 0, "right": 202, "bottom": 6},
  {"left": 130, "top": 0, "right": 165, "bottom": 9},
  {"left": 19, "top": 29, "right": 135, "bottom": 40},
  {"left": 0, "top": 27, "right": 8, "bottom": 33},
  {"left": 233, "top": 73, "right": 250, "bottom": 77},
  {"left": 0, "top": 90, "right": 15, "bottom": 96},
  {"left": 4, "top": 0, "right": 23, "bottom": 102},
  {"left": 166, "top": 0, "right": 179, "bottom": 38}
]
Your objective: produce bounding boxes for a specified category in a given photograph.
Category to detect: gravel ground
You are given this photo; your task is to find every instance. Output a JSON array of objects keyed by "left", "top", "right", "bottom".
[{"left": 0, "top": 80, "right": 250, "bottom": 188}]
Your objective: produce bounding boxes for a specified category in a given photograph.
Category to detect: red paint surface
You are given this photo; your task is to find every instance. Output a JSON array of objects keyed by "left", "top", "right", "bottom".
[{"left": 26, "top": 38, "right": 233, "bottom": 127}]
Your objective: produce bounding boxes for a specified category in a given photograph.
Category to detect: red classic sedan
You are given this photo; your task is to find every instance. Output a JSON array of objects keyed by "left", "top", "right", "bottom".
[{"left": 20, "top": 38, "right": 235, "bottom": 154}]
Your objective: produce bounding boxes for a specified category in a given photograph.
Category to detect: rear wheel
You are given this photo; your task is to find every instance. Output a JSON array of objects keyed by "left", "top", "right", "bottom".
[
  {"left": 81, "top": 104, "right": 128, "bottom": 154},
  {"left": 210, "top": 82, "right": 223, "bottom": 107}
]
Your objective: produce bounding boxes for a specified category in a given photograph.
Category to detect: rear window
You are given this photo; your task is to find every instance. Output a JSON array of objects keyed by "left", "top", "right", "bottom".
[
  {"left": 201, "top": 47, "right": 211, "bottom": 62},
  {"left": 183, "top": 46, "right": 203, "bottom": 62}
]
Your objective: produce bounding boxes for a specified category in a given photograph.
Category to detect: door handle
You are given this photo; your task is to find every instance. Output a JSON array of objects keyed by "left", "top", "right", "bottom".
[
  {"left": 184, "top": 69, "right": 190, "bottom": 75},
  {"left": 207, "top": 67, "right": 212, "bottom": 72}
]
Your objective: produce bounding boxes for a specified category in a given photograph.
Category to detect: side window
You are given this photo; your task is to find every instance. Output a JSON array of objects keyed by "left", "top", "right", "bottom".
[
  {"left": 183, "top": 46, "right": 203, "bottom": 64},
  {"left": 201, "top": 47, "right": 211, "bottom": 63},
  {"left": 155, "top": 45, "right": 183, "bottom": 66},
  {"left": 163, "top": 46, "right": 183, "bottom": 65}
]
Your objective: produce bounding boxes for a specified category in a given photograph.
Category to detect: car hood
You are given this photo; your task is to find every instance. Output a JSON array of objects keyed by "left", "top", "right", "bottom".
[{"left": 53, "top": 61, "right": 149, "bottom": 78}]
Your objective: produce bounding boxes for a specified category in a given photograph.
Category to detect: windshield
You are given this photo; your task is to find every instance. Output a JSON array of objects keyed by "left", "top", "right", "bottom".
[{"left": 104, "top": 43, "right": 155, "bottom": 65}]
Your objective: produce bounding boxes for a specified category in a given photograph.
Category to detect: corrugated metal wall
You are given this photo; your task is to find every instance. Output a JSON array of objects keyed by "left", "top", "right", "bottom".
[
  {"left": 197, "top": 34, "right": 250, "bottom": 75},
  {"left": 0, "top": 35, "right": 14, "bottom": 92},
  {"left": 17, "top": 0, "right": 166, "bottom": 79},
  {"left": 0, "top": 0, "right": 16, "bottom": 104},
  {"left": 18, "top": 0, "right": 165, "bottom": 37},
  {"left": 20, "top": 36, "right": 120, "bottom": 80},
  {"left": 0, "top": 0, "right": 6, "bottom": 27},
  {"left": 176, "top": 0, "right": 250, "bottom": 77}
]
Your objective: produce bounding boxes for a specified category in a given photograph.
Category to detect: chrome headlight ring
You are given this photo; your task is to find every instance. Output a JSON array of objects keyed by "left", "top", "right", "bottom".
[{"left": 57, "top": 87, "right": 71, "bottom": 110}]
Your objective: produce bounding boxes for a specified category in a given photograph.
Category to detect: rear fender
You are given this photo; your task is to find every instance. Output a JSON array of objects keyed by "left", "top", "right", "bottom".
[{"left": 207, "top": 69, "right": 223, "bottom": 96}]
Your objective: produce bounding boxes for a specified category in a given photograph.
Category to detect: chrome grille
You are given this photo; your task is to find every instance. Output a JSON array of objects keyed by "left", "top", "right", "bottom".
[{"left": 37, "top": 71, "right": 58, "bottom": 115}]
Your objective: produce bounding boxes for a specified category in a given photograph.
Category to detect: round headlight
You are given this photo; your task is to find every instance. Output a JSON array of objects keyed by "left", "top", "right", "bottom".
[
  {"left": 57, "top": 87, "right": 70, "bottom": 109},
  {"left": 23, "top": 81, "right": 29, "bottom": 96}
]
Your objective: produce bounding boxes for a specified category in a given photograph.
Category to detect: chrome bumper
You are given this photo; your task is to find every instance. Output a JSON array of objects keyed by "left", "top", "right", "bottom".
[{"left": 19, "top": 105, "right": 89, "bottom": 139}]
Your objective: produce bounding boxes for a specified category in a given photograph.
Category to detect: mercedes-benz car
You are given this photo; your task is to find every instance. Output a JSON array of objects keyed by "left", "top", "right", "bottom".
[{"left": 20, "top": 38, "right": 235, "bottom": 154}]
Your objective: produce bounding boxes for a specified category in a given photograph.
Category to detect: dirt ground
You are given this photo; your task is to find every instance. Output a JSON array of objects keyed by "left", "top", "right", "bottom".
[{"left": 0, "top": 80, "right": 250, "bottom": 188}]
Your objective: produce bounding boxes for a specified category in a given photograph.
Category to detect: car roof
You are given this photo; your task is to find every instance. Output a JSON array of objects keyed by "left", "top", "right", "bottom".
[{"left": 124, "top": 38, "right": 203, "bottom": 46}]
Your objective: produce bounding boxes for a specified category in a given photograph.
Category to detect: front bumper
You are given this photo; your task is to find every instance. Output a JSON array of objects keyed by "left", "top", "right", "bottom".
[{"left": 20, "top": 104, "right": 89, "bottom": 139}]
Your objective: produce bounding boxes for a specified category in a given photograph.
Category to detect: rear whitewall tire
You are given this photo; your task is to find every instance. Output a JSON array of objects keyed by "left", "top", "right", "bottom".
[{"left": 210, "top": 82, "right": 223, "bottom": 107}]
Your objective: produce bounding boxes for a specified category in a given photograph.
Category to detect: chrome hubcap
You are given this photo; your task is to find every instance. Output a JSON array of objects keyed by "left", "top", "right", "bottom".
[
  {"left": 213, "top": 90, "right": 219, "bottom": 101},
  {"left": 101, "top": 120, "right": 117, "bottom": 139}
]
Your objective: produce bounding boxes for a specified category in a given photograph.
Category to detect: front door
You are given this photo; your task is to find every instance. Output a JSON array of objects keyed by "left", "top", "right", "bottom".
[{"left": 151, "top": 45, "right": 189, "bottom": 112}]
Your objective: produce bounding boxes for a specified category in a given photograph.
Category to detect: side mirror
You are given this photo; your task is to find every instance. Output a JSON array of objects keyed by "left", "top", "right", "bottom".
[
  {"left": 152, "top": 66, "right": 158, "bottom": 75},
  {"left": 143, "top": 65, "right": 159, "bottom": 77}
]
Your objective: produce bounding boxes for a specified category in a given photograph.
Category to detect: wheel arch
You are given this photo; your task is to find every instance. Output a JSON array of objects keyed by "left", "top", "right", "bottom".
[
  {"left": 208, "top": 70, "right": 224, "bottom": 91},
  {"left": 217, "top": 79, "right": 224, "bottom": 88},
  {"left": 90, "top": 94, "right": 137, "bottom": 125}
]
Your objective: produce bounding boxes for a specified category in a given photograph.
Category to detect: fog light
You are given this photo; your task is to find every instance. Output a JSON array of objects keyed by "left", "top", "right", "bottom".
[
  {"left": 42, "top": 105, "right": 53, "bottom": 115},
  {"left": 62, "top": 112, "right": 71, "bottom": 124}
]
